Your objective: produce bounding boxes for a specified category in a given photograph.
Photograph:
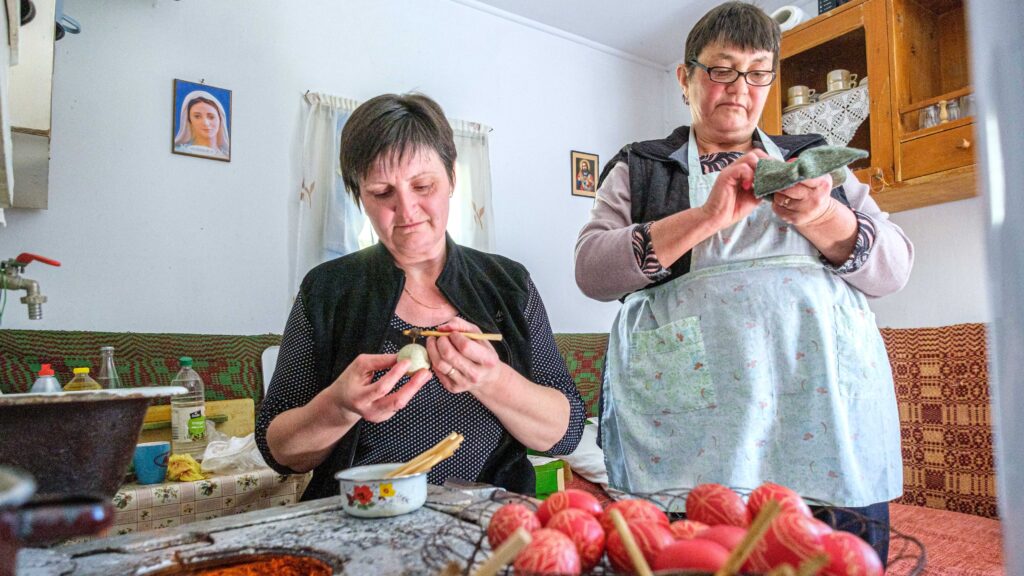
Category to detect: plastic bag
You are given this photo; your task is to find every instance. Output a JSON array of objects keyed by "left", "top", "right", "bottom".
[{"left": 201, "top": 431, "right": 269, "bottom": 475}]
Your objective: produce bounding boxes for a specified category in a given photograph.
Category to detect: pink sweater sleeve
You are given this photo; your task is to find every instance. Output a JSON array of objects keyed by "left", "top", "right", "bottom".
[{"left": 574, "top": 162, "right": 653, "bottom": 302}]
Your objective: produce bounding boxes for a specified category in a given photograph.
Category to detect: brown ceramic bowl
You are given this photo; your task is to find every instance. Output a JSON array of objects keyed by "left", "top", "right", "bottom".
[{"left": 0, "top": 387, "right": 185, "bottom": 499}]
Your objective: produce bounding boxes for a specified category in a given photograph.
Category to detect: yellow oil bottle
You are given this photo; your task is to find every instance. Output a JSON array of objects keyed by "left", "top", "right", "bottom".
[{"left": 64, "top": 367, "right": 101, "bottom": 391}]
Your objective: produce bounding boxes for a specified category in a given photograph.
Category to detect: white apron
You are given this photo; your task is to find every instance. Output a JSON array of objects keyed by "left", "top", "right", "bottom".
[{"left": 601, "top": 129, "right": 902, "bottom": 507}]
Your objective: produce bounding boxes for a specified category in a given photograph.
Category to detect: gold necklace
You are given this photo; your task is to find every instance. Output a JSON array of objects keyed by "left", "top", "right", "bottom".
[{"left": 403, "top": 286, "right": 447, "bottom": 310}]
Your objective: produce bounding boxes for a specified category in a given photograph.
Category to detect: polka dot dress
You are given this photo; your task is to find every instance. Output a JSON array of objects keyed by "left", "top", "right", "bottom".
[{"left": 256, "top": 279, "right": 586, "bottom": 486}]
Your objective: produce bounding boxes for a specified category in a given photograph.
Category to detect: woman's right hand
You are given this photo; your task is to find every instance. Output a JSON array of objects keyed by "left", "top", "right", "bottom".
[
  {"left": 699, "top": 149, "right": 767, "bottom": 230},
  {"left": 326, "top": 354, "right": 431, "bottom": 424}
]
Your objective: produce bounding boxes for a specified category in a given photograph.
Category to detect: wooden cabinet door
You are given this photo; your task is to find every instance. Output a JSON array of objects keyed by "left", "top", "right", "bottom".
[{"left": 764, "top": 0, "right": 894, "bottom": 192}]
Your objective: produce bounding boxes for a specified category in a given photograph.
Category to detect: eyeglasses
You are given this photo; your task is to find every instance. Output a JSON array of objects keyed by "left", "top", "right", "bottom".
[{"left": 688, "top": 59, "right": 776, "bottom": 87}]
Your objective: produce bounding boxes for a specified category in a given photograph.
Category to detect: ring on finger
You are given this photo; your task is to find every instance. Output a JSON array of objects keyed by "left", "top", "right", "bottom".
[{"left": 445, "top": 366, "right": 457, "bottom": 377}]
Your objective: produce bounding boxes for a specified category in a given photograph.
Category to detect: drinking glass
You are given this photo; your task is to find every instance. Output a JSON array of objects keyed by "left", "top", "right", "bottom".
[{"left": 919, "top": 105, "right": 939, "bottom": 130}]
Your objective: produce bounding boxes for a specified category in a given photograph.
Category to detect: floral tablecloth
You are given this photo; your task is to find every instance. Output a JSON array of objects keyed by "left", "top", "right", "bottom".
[{"left": 110, "top": 467, "right": 311, "bottom": 535}]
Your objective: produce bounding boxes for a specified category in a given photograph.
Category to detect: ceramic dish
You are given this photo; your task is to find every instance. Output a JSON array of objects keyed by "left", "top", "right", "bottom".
[
  {"left": 335, "top": 463, "right": 427, "bottom": 518},
  {"left": 782, "top": 102, "right": 813, "bottom": 113},
  {"left": 818, "top": 88, "right": 851, "bottom": 100}
]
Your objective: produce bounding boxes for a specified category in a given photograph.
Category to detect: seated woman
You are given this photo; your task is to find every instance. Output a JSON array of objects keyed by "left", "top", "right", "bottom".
[{"left": 257, "top": 93, "right": 585, "bottom": 501}]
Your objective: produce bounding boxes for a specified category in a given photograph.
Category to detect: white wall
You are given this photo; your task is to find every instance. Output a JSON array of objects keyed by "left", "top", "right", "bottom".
[
  {"left": 870, "top": 196, "right": 990, "bottom": 327},
  {"left": 0, "top": 0, "right": 669, "bottom": 334}
]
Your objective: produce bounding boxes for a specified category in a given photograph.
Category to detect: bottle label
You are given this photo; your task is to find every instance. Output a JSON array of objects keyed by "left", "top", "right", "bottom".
[
  {"left": 188, "top": 411, "right": 207, "bottom": 441},
  {"left": 173, "top": 405, "right": 207, "bottom": 443}
]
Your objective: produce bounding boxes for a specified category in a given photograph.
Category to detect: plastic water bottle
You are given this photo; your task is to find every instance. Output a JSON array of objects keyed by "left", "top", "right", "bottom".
[
  {"left": 96, "top": 346, "right": 123, "bottom": 389},
  {"left": 170, "top": 356, "right": 207, "bottom": 460},
  {"left": 64, "top": 367, "right": 101, "bottom": 391},
  {"left": 31, "top": 363, "right": 63, "bottom": 393}
]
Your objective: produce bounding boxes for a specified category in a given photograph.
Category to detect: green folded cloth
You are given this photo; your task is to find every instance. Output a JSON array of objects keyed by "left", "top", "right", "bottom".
[{"left": 753, "top": 146, "right": 868, "bottom": 199}]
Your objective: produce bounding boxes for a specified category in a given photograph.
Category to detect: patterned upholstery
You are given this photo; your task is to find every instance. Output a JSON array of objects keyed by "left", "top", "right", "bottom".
[
  {"left": 2, "top": 325, "right": 998, "bottom": 521},
  {"left": 0, "top": 330, "right": 281, "bottom": 405},
  {"left": 880, "top": 323, "right": 997, "bottom": 519},
  {"left": 553, "top": 333, "right": 608, "bottom": 418}
]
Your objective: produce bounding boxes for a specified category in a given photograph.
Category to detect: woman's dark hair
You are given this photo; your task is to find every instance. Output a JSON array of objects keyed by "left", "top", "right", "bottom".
[
  {"left": 684, "top": 2, "right": 781, "bottom": 77},
  {"left": 339, "top": 93, "right": 456, "bottom": 207}
]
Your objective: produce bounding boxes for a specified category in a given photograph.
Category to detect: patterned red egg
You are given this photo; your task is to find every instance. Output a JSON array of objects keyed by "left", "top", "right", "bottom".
[
  {"left": 751, "top": 511, "right": 827, "bottom": 570},
  {"left": 512, "top": 528, "right": 581, "bottom": 576},
  {"left": 599, "top": 499, "right": 669, "bottom": 535},
  {"left": 487, "top": 503, "right": 541, "bottom": 549},
  {"left": 748, "top": 482, "right": 812, "bottom": 518},
  {"left": 685, "top": 483, "right": 751, "bottom": 527},
  {"left": 669, "top": 519, "right": 709, "bottom": 540},
  {"left": 697, "top": 524, "right": 747, "bottom": 551},
  {"left": 606, "top": 520, "right": 675, "bottom": 575},
  {"left": 546, "top": 508, "right": 606, "bottom": 572},
  {"left": 821, "top": 531, "right": 884, "bottom": 576},
  {"left": 536, "top": 489, "right": 604, "bottom": 525},
  {"left": 652, "top": 538, "right": 731, "bottom": 573}
]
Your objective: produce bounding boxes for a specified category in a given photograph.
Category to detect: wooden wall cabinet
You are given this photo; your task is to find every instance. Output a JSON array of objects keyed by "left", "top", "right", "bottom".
[{"left": 761, "top": 0, "right": 976, "bottom": 212}]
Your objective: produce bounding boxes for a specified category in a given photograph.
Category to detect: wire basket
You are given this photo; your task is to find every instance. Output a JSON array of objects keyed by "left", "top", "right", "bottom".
[{"left": 421, "top": 488, "right": 925, "bottom": 575}]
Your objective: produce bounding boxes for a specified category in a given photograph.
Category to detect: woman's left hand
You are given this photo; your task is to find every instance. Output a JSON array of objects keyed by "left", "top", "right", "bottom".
[
  {"left": 426, "top": 317, "right": 505, "bottom": 395},
  {"left": 772, "top": 173, "right": 834, "bottom": 227}
]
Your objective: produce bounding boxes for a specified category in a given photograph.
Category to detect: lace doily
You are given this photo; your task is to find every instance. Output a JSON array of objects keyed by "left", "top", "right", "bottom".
[{"left": 781, "top": 84, "right": 870, "bottom": 146}]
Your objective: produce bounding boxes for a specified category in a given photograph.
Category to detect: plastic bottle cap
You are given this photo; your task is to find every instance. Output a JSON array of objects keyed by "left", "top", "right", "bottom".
[
  {"left": 179, "top": 356, "right": 193, "bottom": 367},
  {"left": 73, "top": 367, "right": 89, "bottom": 374},
  {"left": 38, "top": 364, "right": 54, "bottom": 376}
]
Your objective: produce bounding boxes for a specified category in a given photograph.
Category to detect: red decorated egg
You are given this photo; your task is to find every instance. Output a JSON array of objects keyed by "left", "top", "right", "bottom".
[
  {"left": 652, "top": 538, "right": 731, "bottom": 573},
  {"left": 697, "top": 524, "right": 747, "bottom": 551},
  {"left": 599, "top": 499, "right": 669, "bottom": 535},
  {"left": 821, "top": 531, "right": 884, "bottom": 576},
  {"left": 487, "top": 503, "right": 541, "bottom": 549},
  {"left": 748, "top": 482, "right": 812, "bottom": 518},
  {"left": 513, "top": 528, "right": 581, "bottom": 576},
  {"left": 669, "top": 519, "right": 709, "bottom": 540},
  {"left": 751, "top": 511, "right": 827, "bottom": 570},
  {"left": 536, "top": 488, "right": 604, "bottom": 525},
  {"left": 606, "top": 520, "right": 675, "bottom": 575},
  {"left": 685, "top": 483, "right": 751, "bottom": 527},
  {"left": 546, "top": 509, "right": 606, "bottom": 572}
]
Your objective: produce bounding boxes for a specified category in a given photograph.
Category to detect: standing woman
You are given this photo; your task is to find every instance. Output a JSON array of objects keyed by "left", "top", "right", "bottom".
[
  {"left": 258, "top": 93, "right": 585, "bottom": 501},
  {"left": 575, "top": 1, "right": 913, "bottom": 558}
]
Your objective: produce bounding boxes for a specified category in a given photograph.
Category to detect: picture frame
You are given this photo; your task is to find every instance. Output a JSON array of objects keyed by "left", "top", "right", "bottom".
[
  {"left": 171, "top": 79, "right": 232, "bottom": 162},
  {"left": 570, "top": 150, "right": 599, "bottom": 198}
]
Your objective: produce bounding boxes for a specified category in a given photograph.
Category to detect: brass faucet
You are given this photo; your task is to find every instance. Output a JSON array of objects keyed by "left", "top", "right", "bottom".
[{"left": 0, "top": 253, "right": 61, "bottom": 320}]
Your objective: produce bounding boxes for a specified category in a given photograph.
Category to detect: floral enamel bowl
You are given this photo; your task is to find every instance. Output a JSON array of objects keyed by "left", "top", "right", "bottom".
[{"left": 334, "top": 463, "right": 427, "bottom": 518}]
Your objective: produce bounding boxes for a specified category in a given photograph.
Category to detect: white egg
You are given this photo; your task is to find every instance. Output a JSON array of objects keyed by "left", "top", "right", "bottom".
[{"left": 397, "top": 343, "right": 430, "bottom": 374}]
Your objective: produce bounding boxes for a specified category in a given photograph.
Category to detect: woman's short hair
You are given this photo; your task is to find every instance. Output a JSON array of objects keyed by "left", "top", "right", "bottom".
[
  {"left": 684, "top": 2, "right": 781, "bottom": 76},
  {"left": 340, "top": 93, "right": 457, "bottom": 207}
]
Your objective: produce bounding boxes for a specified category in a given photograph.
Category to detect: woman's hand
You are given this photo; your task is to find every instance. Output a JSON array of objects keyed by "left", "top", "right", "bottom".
[
  {"left": 699, "top": 149, "right": 768, "bottom": 230},
  {"left": 772, "top": 173, "right": 835, "bottom": 227},
  {"left": 426, "top": 317, "right": 505, "bottom": 395},
  {"left": 326, "top": 354, "right": 431, "bottom": 424}
]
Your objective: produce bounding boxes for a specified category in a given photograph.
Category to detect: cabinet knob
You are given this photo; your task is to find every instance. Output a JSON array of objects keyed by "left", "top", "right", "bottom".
[{"left": 956, "top": 138, "right": 972, "bottom": 150}]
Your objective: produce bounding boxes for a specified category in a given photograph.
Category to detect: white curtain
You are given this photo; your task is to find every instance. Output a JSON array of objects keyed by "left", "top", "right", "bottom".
[
  {"left": 294, "top": 94, "right": 494, "bottom": 292},
  {"left": 293, "top": 92, "right": 363, "bottom": 294},
  {"left": 449, "top": 120, "right": 494, "bottom": 252}
]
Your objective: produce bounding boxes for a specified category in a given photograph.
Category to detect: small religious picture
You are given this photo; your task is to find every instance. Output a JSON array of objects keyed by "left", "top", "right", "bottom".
[
  {"left": 171, "top": 79, "right": 232, "bottom": 162},
  {"left": 571, "top": 150, "right": 599, "bottom": 198}
]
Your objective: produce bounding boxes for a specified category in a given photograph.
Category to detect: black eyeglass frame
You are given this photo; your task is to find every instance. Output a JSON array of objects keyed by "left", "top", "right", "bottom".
[{"left": 687, "top": 59, "right": 777, "bottom": 87}]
